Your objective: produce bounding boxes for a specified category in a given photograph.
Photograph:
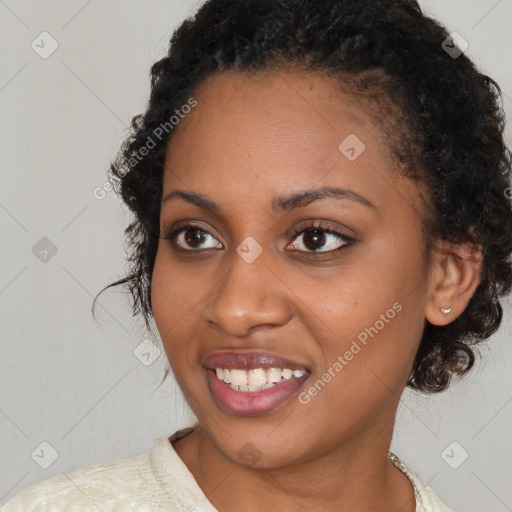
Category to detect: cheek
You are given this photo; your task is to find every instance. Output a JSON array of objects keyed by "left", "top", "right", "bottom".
[
  {"left": 150, "top": 245, "right": 202, "bottom": 362},
  {"left": 281, "top": 251, "right": 403, "bottom": 340},
  {"left": 289, "top": 238, "right": 426, "bottom": 381},
  {"left": 151, "top": 243, "right": 208, "bottom": 321},
  {"left": 151, "top": 248, "right": 177, "bottom": 334}
]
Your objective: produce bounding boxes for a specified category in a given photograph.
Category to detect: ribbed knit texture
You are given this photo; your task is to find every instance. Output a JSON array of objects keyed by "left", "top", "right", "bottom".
[{"left": 1, "top": 427, "right": 454, "bottom": 511}]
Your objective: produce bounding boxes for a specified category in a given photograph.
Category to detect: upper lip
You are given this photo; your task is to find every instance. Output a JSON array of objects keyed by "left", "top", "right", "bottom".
[{"left": 203, "top": 350, "right": 310, "bottom": 371}]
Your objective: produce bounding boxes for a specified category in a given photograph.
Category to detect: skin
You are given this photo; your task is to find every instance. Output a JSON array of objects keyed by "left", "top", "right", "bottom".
[{"left": 150, "top": 69, "right": 482, "bottom": 512}]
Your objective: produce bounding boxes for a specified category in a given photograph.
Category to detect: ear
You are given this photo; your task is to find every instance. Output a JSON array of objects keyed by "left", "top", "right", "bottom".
[{"left": 424, "top": 238, "right": 483, "bottom": 325}]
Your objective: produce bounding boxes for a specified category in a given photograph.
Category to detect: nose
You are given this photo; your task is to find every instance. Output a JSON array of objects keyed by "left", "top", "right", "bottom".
[{"left": 202, "top": 250, "right": 292, "bottom": 337}]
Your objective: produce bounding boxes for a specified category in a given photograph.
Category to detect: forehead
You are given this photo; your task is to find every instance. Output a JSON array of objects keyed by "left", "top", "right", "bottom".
[
  {"left": 168, "top": 69, "right": 379, "bottom": 153},
  {"left": 162, "top": 69, "right": 420, "bottom": 217}
]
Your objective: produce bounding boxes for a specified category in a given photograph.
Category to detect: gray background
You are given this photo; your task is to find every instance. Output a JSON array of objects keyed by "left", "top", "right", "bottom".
[{"left": 0, "top": 1, "right": 511, "bottom": 510}]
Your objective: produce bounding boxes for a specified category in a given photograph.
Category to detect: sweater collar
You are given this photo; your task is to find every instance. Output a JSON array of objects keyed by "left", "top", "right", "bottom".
[{"left": 151, "top": 425, "right": 451, "bottom": 512}]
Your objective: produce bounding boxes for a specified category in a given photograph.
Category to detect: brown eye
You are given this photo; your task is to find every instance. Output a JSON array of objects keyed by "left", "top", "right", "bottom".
[
  {"left": 289, "top": 226, "right": 352, "bottom": 253},
  {"left": 302, "top": 229, "right": 327, "bottom": 251},
  {"left": 164, "top": 224, "right": 223, "bottom": 251},
  {"left": 184, "top": 228, "right": 207, "bottom": 248}
]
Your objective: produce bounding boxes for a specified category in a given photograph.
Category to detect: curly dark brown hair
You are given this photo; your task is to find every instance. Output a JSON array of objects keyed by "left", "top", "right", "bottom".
[{"left": 102, "top": 0, "right": 512, "bottom": 393}]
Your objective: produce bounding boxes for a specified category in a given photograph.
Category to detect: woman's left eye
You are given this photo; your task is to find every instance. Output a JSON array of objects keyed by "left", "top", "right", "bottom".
[{"left": 287, "top": 226, "right": 353, "bottom": 253}]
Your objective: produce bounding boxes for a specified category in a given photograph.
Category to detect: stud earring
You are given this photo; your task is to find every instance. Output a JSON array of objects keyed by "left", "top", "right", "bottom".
[{"left": 440, "top": 307, "right": 452, "bottom": 316}]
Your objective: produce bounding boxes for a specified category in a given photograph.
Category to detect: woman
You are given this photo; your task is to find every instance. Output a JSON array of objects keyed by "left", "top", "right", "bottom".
[{"left": 2, "top": 0, "right": 511, "bottom": 510}]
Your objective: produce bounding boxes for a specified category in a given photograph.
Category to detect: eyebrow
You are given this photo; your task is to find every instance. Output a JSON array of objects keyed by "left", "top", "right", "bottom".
[{"left": 161, "top": 185, "right": 376, "bottom": 214}]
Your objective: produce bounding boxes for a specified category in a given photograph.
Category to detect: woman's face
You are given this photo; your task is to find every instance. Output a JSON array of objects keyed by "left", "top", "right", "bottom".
[{"left": 151, "top": 70, "right": 432, "bottom": 468}]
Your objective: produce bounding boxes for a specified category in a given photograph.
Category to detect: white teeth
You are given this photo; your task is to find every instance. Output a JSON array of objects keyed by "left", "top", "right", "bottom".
[
  {"left": 213, "top": 366, "right": 308, "bottom": 392},
  {"left": 248, "top": 368, "right": 267, "bottom": 386},
  {"left": 281, "top": 369, "right": 293, "bottom": 379},
  {"left": 267, "top": 367, "right": 282, "bottom": 383},
  {"left": 229, "top": 369, "right": 248, "bottom": 386}
]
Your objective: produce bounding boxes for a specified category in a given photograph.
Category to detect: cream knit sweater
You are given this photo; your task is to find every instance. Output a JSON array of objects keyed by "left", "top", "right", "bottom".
[{"left": 1, "top": 427, "right": 454, "bottom": 511}]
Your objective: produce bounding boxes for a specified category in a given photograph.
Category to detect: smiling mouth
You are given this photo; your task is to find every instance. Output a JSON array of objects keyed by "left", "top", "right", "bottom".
[
  {"left": 205, "top": 366, "right": 311, "bottom": 416},
  {"left": 202, "top": 349, "right": 311, "bottom": 414},
  {"left": 213, "top": 367, "right": 308, "bottom": 392}
]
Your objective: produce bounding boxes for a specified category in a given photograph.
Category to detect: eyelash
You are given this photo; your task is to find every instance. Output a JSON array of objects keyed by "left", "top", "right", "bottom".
[
  {"left": 162, "top": 221, "right": 355, "bottom": 255},
  {"left": 287, "top": 223, "right": 354, "bottom": 253}
]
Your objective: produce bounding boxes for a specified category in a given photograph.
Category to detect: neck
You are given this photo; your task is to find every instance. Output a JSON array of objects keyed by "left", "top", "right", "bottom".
[{"left": 172, "top": 417, "right": 416, "bottom": 512}]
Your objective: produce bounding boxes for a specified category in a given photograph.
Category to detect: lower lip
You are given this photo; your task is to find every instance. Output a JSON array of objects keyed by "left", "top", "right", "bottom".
[{"left": 206, "top": 369, "right": 310, "bottom": 415}]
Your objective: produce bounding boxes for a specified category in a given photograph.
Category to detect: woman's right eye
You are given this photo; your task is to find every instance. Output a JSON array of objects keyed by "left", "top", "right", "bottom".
[{"left": 164, "top": 224, "right": 223, "bottom": 251}]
